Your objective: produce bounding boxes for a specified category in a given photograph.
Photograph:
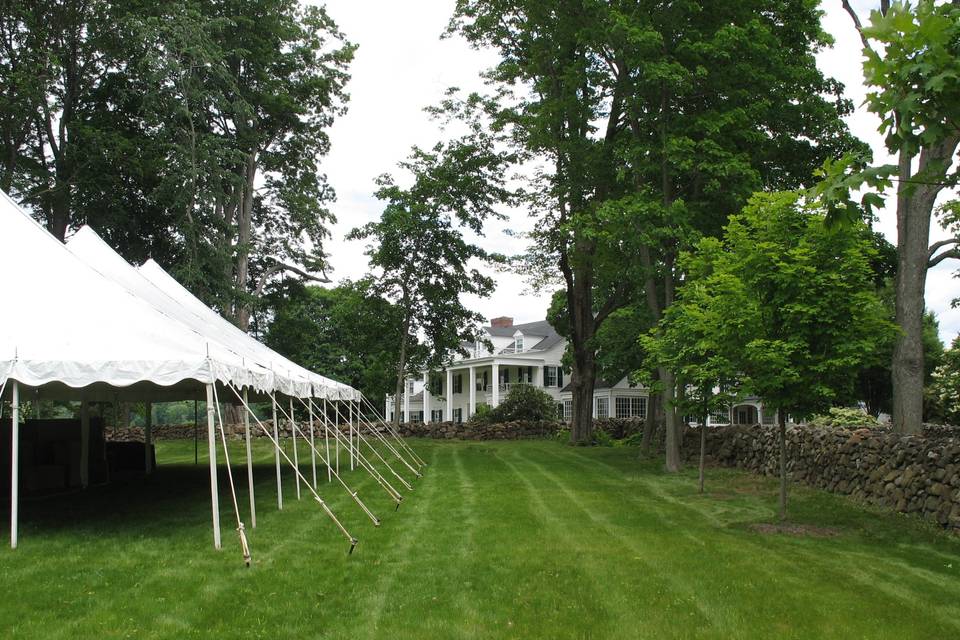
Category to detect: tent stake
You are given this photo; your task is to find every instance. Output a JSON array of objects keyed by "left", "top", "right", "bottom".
[
  {"left": 244, "top": 389, "right": 256, "bottom": 528},
  {"left": 206, "top": 383, "right": 222, "bottom": 550}
]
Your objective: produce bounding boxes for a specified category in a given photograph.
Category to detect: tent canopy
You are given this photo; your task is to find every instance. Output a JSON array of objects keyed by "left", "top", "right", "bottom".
[{"left": 0, "top": 191, "right": 270, "bottom": 396}]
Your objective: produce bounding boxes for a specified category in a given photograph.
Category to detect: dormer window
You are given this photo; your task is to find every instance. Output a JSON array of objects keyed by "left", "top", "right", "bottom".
[{"left": 512, "top": 330, "right": 524, "bottom": 353}]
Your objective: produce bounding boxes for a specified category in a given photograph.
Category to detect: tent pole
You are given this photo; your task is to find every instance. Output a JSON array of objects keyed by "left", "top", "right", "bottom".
[
  {"left": 79, "top": 399, "right": 90, "bottom": 488},
  {"left": 349, "top": 398, "right": 355, "bottom": 471},
  {"left": 194, "top": 399, "right": 199, "bottom": 465},
  {"left": 144, "top": 401, "right": 153, "bottom": 475},
  {"left": 323, "top": 398, "right": 332, "bottom": 483},
  {"left": 271, "top": 393, "right": 282, "bottom": 510},
  {"left": 309, "top": 400, "right": 317, "bottom": 489},
  {"left": 290, "top": 398, "right": 301, "bottom": 500},
  {"left": 10, "top": 381, "right": 19, "bottom": 549},
  {"left": 335, "top": 399, "right": 340, "bottom": 475},
  {"left": 206, "top": 383, "right": 221, "bottom": 550},
  {"left": 243, "top": 389, "right": 256, "bottom": 528}
]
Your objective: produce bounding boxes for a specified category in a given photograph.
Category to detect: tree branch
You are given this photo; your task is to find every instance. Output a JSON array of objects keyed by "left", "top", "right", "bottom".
[
  {"left": 253, "top": 258, "right": 330, "bottom": 298},
  {"left": 840, "top": 0, "right": 874, "bottom": 54},
  {"left": 929, "top": 238, "right": 960, "bottom": 260},
  {"left": 929, "top": 247, "right": 960, "bottom": 269}
]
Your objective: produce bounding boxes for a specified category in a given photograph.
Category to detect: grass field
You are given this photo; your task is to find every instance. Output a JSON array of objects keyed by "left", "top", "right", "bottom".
[{"left": 2, "top": 438, "right": 959, "bottom": 639}]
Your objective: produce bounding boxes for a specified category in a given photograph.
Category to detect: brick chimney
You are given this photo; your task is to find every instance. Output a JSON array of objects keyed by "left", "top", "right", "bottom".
[{"left": 490, "top": 316, "right": 514, "bottom": 328}]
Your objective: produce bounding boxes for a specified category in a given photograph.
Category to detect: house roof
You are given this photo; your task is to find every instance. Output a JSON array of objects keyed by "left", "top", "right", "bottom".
[
  {"left": 561, "top": 379, "right": 616, "bottom": 393},
  {"left": 484, "top": 319, "right": 564, "bottom": 354}
]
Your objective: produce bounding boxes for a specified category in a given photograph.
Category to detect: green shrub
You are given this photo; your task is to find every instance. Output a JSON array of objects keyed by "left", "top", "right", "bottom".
[
  {"left": 484, "top": 384, "right": 559, "bottom": 423},
  {"left": 592, "top": 428, "right": 614, "bottom": 447},
  {"left": 554, "top": 427, "right": 571, "bottom": 442},
  {"left": 808, "top": 407, "right": 880, "bottom": 429}
]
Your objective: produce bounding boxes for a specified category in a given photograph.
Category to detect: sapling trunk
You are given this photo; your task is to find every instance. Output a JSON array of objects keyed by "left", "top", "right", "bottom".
[
  {"left": 778, "top": 410, "right": 788, "bottom": 521},
  {"left": 698, "top": 417, "right": 707, "bottom": 494}
]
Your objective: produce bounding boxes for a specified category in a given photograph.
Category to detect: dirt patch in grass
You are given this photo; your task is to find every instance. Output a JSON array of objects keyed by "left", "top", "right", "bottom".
[{"left": 750, "top": 522, "right": 842, "bottom": 538}]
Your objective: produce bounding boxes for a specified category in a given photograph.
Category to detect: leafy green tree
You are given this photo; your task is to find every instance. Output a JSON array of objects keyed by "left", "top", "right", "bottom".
[
  {"left": 262, "top": 279, "right": 413, "bottom": 408},
  {"left": 926, "top": 335, "right": 960, "bottom": 426},
  {"left": 449, "top": 0, "right": 861, "bottom": 450},
  {"left": 835, "top": 0, "right": 960, "bottom": 434},
  {"left": 350, "top": 133, "right": 514, "bottom": 425},
  {"left": 642, "top": 240, "right": 743, "bottom": 486},
  {"left": 694, "top": 191, "right": 895, "bottom": 519}
]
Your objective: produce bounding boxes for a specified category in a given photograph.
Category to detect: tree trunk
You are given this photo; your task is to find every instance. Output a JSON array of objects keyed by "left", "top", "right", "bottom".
[
  {"left": 393, "top": 310, "right": 411, "bottom": 428},
  {"left": 661, "top": 368, "right": 681, "bottom": 472},
  {"left": 234, "top": 151, "right": 258, "bottom": 331},
  {"left": 698, "top": 415, "right": 707, "bottom": 494},
  {"left": 640, "top": 383, "right": 659, "bottom": 457},
  {"left": 778, "top": 409, "right": 788, "bottom": 521},
  {"left": 569, "top": 357, "right": 596, "bottom": 444}
]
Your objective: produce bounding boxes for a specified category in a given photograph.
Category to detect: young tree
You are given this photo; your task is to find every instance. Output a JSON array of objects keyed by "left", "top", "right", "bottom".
[
  {"left": 350, "top": 135, "right": 514, "bottom": 425},
  {"left": 837, "top": 0, "right": 960, "bottom": 433},
  {"left": 450, "top": 0, "right": 861, "bottom": 448},
  {"left": 642, "top": 241, "right": 743, "bottom": 485},
  {"left": 697, "top": 191, "right": 895, "bottom": 519}
]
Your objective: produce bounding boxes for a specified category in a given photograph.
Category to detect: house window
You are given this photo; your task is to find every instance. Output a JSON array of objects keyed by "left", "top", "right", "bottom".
[
  {"left": 710, "top": 408, "right": 731, "bottom": 425},
  {"left": 409, "top": 411, "right": 423, "bottom": 424},
  {"left": 545, "top": 366, "right": 558, "bottom": 387},
  {"left": 406, "top": 380, "right": 415, "bottom": 395},
  {"left": 431, "top": 409, "right": 444, "bottom": 422},
  {"left": 453, "top": 408, "right": 463, "bottom": 424},
  {"left": 563, "top": 400, "right": 572, "bottom": 421},
  {"left": 556, "top": 402, "right": 564, "bottom": 419},
  {"left": 596, "top": 397, "right": 609, "bottom": 419},
  {"left": 518, "top": 366, "right": 533, "bottom": 384},
  {"left": 614, "top": 396, "right": 646, "bottom": 419},
  {"left": 515, "top": 334, "right": 524, "bottom": 352},
  {"left": 453, "top": 373, "right": 463, "bottom": 394}
]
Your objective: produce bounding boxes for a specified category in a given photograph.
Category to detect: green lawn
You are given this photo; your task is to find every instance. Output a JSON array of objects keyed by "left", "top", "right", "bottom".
[{"left": 2, "top": 438, "right": 959, "bottom": 639}]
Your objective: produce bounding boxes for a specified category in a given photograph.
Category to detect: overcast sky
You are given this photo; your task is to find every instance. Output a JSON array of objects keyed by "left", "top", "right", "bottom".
[{"left": 316, "top": 0, "right": 959, "bottom": 343}]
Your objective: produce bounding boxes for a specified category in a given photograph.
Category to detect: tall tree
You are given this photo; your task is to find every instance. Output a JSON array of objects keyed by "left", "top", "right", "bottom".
[
  {"left": 837, "top": 0, "right": 960, "bottom": 433},
  {"left": 350, "top": 132, "right": 514, "bottom": 425},
  {"left": 450, "top": 0, "right": 862, "bottom": 449}
]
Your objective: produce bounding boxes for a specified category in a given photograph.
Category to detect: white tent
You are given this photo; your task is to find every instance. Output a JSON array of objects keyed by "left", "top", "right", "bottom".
[
  {"left": 65, "top": 226, "right": 314, "bottom": 399},
  {"left": 0, "top": 191, "right": 272, "bottom": 395}
]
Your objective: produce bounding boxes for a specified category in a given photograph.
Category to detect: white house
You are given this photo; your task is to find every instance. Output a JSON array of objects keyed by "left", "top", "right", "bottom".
[{"left": 386, "top": 316, "right": 778, "bottom": 427}]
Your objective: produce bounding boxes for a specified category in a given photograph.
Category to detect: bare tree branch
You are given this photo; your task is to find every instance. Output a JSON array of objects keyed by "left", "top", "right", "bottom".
[
  {"left": 929, "top": 238, "right": 960, "bottom": 260},
  {"left": 929, "top": 247, "right": 960, "bottom": 269},
  {"left": 840, "top": 0, "right": 874, "bottom": 53},
  {"left": 253, "top": 258, "right": 330, "bottom": 298}
]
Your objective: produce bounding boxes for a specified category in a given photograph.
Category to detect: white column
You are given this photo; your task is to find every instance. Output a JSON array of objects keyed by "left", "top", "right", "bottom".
[
  {"left": 243, "top": 389, "right": 256, "bottom": 528},
  {"left": 79, "top": 399, "right": 90, "bottom": 488},
  {"left": 445, "top": 368, "right": 453, "bottom": 421},
  {"left": 423, "top": 371, "right": 431, "bottom": 423},
  {"left": 271, "top": 394, "right": 282, "bottom": 510},
  {"left": 533, "top": 365, "right": 542, "bottom": 389},
  {"left": 491, "top": 362, "right": 500, "bottom": 407},
  {"left": 468, "top": 366, "right": 476, "bottom": 417},
  {"left": 205, "top": 384, "right": 221, "bottom": 550},
  {"left": 290, "top": 398, "right": 300, "bottom": 500},
  {"left": 403, "top": 380, "right": 410, "bottom": 424},
  {"left": 144, "top": 401, "right": 153, "bottom": 475},
  {"left": 10, "top": 381, "right": 19, "bottom": 549}
]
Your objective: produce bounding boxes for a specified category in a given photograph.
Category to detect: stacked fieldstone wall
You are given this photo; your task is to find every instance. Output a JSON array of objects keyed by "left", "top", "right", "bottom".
[
  {"left": 683, "top": 423, "right": 960, "bottom": 529},
  {"left": 104, "top": 421, "right": 359, "bottom": 442},
  {"left": 395, "top": 420, "right": 560, "bottom": 440}
]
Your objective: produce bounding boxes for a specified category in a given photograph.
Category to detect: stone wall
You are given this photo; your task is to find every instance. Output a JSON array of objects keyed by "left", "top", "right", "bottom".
[
  {"left": 683, "top": 424, "right": 960, "bottom": 530},
  {"left": 104, "top": 421, "right": 357, "bottom": 442},
  {"left": 396, "top": 420, "right": 560, "bottom": 440}
]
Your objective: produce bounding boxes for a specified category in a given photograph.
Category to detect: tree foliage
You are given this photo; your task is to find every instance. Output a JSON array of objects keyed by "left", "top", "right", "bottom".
[
  {"left": 448, "top": 0, "right": 862, "bottom": 448},
  {"left": 0, "top": 0, "right": 354, "bottom": 326},
  {"left": 263, "top": 279, "right": 415, "bottom": 408}
]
